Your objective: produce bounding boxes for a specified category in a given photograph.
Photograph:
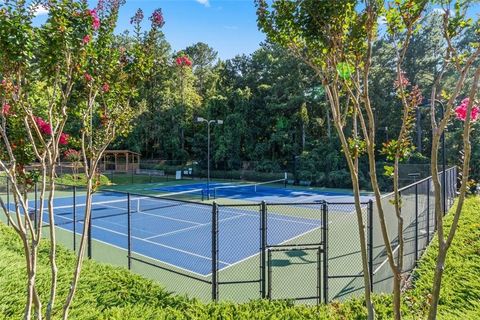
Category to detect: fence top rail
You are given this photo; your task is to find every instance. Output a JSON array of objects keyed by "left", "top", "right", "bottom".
[
  {"left": 325, "top": 202, "right": 370, "bottom": 205},
  {"left": 104, "top": 189, "right": 212, "bottom": 207},
  {"left": 379, "top": 166, "right": 456, "bottom": 201},
  {"left": 218, "top": 203, "right": 261, "bottom": 208},
  {"left": 54, "top": 183, "right": 212, "bottom": 207},
  {"left": 266, "top": 202, "right": 326, "bottom": 206},
  {"left": 52, "top": 166, "right": 456, "bottom": 209}
]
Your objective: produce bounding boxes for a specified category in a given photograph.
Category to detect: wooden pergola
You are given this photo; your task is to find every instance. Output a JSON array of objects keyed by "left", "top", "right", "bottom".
[{"left": 100, "top": 150, "right": 140, "bottom": 173}]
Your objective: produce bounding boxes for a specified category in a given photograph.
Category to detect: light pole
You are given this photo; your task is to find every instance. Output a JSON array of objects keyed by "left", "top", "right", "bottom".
[
  {"left": 197, "top": 117, "right": 223, "bottom": 199},
  {"left": 418, "top": 99, "right": 447, "bottom": 216}
]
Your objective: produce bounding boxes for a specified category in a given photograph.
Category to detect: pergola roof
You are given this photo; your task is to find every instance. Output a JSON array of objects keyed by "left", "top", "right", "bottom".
[{"left": 104, "top": 150, "right": 141, "bottom": 155}]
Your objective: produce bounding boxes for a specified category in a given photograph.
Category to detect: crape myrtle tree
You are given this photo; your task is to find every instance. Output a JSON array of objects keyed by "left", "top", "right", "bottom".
[
  {"left": 256, "top": 0, "right": 479, "bottom": 319},
  {"left": 255, "top": 1, "right": 383, "bottom": 318},
  {"left": 420, "top": 2, "right": 480, "bottom": 319},
  {"left": 0, "top": 1, "right": 162, "bottom": 319}
]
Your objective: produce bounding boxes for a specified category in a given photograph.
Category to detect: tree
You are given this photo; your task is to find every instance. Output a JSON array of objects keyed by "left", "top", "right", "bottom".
[
  {"left": 0, "top": 1, "right": 162, "bottom": 319},
  {"left": 256, "top": 1, "right": 480, "bottom": 320},
  {"left": 184, "top": 42, "right": 218, "bottom": 95},
  {"left": 419, "top": 3, "right": 480, "bottom": 319},
  {"left": 255, "top": 1, "right": 382, "bottom": 318}
]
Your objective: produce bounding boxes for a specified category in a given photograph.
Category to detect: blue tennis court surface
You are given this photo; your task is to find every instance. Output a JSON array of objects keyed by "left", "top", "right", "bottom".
[
  {"left": 34, "top": 191, "right": 322, "bottom": 276},
  {"left": 149, "top": 182, "right": 373, "bottom": 203}
]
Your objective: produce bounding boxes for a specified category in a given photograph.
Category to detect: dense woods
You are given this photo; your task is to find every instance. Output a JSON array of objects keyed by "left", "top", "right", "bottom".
[{"left": 98, "top": 13, "right": 478, "bottom": 189}]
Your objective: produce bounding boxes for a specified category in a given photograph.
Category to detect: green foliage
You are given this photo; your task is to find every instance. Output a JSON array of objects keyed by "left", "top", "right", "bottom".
[
  {"left": 381, "top": 139, "right": 416, "bottom": 162},
  {"left": 56, "top": 174, "right": 111, "bottom": 187},
  {"left": 107, "top": 1, "right": 480, "bottom": 189},
  {"left": 1, "top": 197, "right": 479, "bottom": 318},
  {"left": 407, "top": 197, "right": 480, "bottom": 318}
]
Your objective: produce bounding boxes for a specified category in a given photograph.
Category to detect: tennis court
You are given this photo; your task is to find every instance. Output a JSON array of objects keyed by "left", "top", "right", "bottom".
[
  {"left": 37, "top": 190, "right": 323, "bottom": 276},
  {"left": 0, "top": 167, "right": 458, "bottom": 303},
  {"left": 145, "top": 179, "right": 373, "bottom": 204}
]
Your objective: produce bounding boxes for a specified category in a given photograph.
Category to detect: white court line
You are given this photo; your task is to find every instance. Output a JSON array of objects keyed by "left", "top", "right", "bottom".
[
  {"left": 373, "top": 245, "right": 400, "bottom": 274},
  {"left": 102, "top": 203, "right": 202, "bottom": 226},
  {"left": 90, "top": 223, "right": 231, "bottom": 266},
  {"left": 144, "top": 213, "right": 247, "bottom": 240},
  {"left": 56, "top": 194, "right": 320, "bottom": 227},
  {"left": 48, "top": 220, "right": 212, "bottom": 278},
  {"left": 52, "top": 201, "right": 203, "bottom": 226},
  {"left": 104, "top": 200, "right": 319, "bottom": 228},
  {"left": 209, "top": 223, "right": 324, "bottom": 276},
  {"left": 47, "top": 212, "right": 231, "bottom": 266}
]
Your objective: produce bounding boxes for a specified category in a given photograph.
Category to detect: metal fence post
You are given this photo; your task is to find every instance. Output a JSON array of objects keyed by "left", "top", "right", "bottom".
[
  {"left": 73, "top": 186, "right": 76, "bottom": 251},
  {"left": 34, "top": 182, "right": 38, "bottom": 231},
  {"left": 127, "top": 193, "right": 131, "bottom": 270},
  {"left": 88, "top": 202, "right": 92, "bottom": 259},
  {"left": 260, "top": 201, "right": 267, "bottom": 299},
  {"left": 426, "top": 179, "right": 430, "bottom": 243},
  {"left": 322, "top": 201, "right": 329, "bottom": 304},
  {"left": 368, "top": 200, "right": 374, "bottom": 293},
  {"left": 317, "top": 246, "right": 321, "bottom": 306},
  {"left": 267, "top": 249, "right": 272, "bottom": 299},
  {"left": 415, "top": 184, "right": 419, "bottom": 262},
  {"left": 211, "top": 202, "right": 218, "bottom": 301},
  {"left": 6, "top": 178, "right": 9, "bottom": 226}
]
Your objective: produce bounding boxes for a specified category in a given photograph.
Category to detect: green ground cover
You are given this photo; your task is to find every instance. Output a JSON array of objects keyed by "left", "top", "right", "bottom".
[{"left": 0, "top": 197, "right": 479, "bottom": 319}]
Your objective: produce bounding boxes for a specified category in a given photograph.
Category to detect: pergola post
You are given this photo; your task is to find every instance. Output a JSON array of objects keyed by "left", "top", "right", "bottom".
[{"left": 126, "top": 152, "right": 129, "bottom": 172}]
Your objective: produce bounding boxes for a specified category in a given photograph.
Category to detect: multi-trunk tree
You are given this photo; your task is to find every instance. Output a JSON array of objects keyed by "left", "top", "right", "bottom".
[
  {"left": 255, "top": 1, "right": 479, "bottom": 320},
  {"left": 0, "top": 1, "right": 162, "bottom": 319}
]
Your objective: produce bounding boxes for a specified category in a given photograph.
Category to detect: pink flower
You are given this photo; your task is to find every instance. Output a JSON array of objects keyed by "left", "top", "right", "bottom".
[
  {"left": 175, "top": 55, "right": 192, "bottom": 67},
  {"left": 150, "top": 9, "right": 165, "bottom": 27},
  {"left": 130, "top": 9, "right": 144, "bottom": 25},
  {"left": 84, "top": 73, "right": 93, "bottom": 82},
  {"left": 102, "top": 83, "right": 110, "bottom": 92},
  {"left": 64, "top": 149, "right": 81, "bottom": 161},
  {"left": 394, "top": 71, "right": 410, "bottom": 89},
  {"left": 59, "top": 133, "right": 69, "bottom": 145},
  {"left": 87, "top": 9, "right": 100, "bottom": 30},
  {"left": 455, "top": 98, "right": 480, "bottom": 122},
  {"left": 2, "top": 103, "right": 10, "bottom": 116},
  {"left": 82, "top": 34, "right": 91, "bottom": 44},
  {"left": 34, "top": 117, "right": 53, "bottom": 135}
]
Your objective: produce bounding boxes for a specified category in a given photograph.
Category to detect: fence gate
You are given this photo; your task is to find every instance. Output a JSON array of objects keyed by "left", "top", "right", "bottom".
[{"left": 265, "top": 202, "right": 327, "bottom": 304}]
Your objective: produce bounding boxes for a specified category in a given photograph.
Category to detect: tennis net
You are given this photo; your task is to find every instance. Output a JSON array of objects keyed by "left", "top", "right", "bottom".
[
  {"left": 211, "top": 179, "right": 286, "bottom": 199},
  {"left": 43, "top": 188, "right": 205, "bottom": 227}
]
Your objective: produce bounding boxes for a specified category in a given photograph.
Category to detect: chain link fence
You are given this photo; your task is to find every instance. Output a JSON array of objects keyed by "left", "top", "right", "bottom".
[{"left": 0, "top": 167, "right": 458, "bottom": 304}]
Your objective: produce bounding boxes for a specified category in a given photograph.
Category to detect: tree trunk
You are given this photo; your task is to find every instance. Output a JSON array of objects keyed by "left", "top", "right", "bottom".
[
  {"left": 427, "top": 243, "right": 447, "bottom": 319},
  {"left": 46, "top": 166, "right": 58, "bottom": 320},
  {"left": 393, "top": 270, "right": 402, "bottom": 320},
  {"left": 62, "top": 179, "right": 94, "bottom": 319},
  {"left": 333, "top": 121, "right": 375, "bottom": 320},
  {"left": 23, "top": 239, "right": 33, "bottom": 320}
]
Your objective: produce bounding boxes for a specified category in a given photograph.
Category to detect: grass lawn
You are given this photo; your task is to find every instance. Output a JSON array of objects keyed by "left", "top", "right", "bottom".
[{"left": 0, "top": 197, "right": 479, "bottom": 319}]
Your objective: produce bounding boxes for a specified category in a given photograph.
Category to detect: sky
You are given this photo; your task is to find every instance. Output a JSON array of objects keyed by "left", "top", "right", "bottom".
[
  {"left": 31, "top": 1, "right": 480, "bottom": 61},
  {"left": 34, "top": 0, "right": 266, "bottom": 61}
]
